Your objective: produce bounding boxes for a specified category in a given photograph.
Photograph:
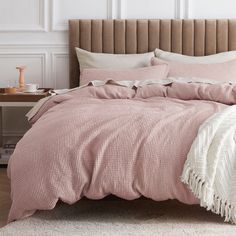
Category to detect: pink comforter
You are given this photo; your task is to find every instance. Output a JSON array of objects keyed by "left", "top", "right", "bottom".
[{"left": 8, "top": 81, "right": 234, "bottom": 222}]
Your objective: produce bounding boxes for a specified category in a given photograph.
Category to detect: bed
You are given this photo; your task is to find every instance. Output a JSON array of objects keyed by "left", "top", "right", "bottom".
[{"left": 7, "top": 19, "right": 236, "bottom": 224}]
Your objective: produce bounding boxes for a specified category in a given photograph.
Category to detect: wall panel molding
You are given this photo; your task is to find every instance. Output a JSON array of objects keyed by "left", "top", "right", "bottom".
[
  {"left": 0, "top": 0, "right": 47, "bottom": 32},
  {"left": 0, "top": 44, "right": 68, "bottom": 50},
  {"left": 108, "top": 0, "right": 118, "bottom": 19},
  {"left": 186, "top": 0, "right": 236, "bottom": 19},
  {"left": 116, "top": 0, "right": 127, "bottom": 19},
  {"left": 175, "top": 0, "right": 189, "bottom": 19},
  {"left": 118, "top": 0, "right": 182, "bottom": 19},
  {"left": 51, "top": 0, "right": 66, "bottom": 31},
  {"left": 51, "top": 52, "right": 69, "bottom": 88},
  {"left": 51, "top": 0, "right": 112, "bottom": 31},
  {"left": 185, "top": 0, "right": 191, "bottom": 19},
  {"left": 0, "top": 52, "right": 47, "bottom": 87},
  {"left": 0, "top": 44, "right": 68, "bottom": 88}
]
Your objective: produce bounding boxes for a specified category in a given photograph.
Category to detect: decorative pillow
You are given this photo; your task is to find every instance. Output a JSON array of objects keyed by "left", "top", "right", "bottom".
[
  {"left": 76, "top": 48, "right": 154, "bottom": 70},
  {"left": 80, "top": 63, "right": 169, "bottom": 85},
  {"left": 151, "top": 57, "right": 236, "bottom": 83},
  {"left": 154, "top": 48, "right": 236, "bottom": 64}
]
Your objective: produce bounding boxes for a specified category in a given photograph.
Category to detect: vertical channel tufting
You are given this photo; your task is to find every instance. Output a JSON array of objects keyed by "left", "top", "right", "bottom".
[
  {"left": 137, "top": 20, "right": 149, "bottom": 53},
  {"left": 217, "top": 20, "right": 228, "bottom": 52},
  {"left": 229, "top": 20, "right": 236, "bottom": 50},
  {"left": 194, "top": 20, "right": 205, "bottom": 56},
  {"left": 160, "top": 20, "right": 171, "bottom": 51},
  {"left": 114, "top": 20, "right": 126, "bottom": 54},
  {"left": 183, "top": 20, "right": 194, "bottom": 56},
  {"left": 69, "top": 20, "right": 80, "bottom": 88},
  {"left": 80, "top": 20, "right": 92, "bottom": 51},
  {"left": 148, "top": 20, "right": 160, "bottom": 51},
  {"left": 91, "top": 20, "right": 103, "bottom": 52},
  {"left": 102, "top": 20, "right": 114, "bottom": 53},
  {"left": 171, "top": 20, "right": 182, "bottom": 53},
  {"left": 205, "top": 20, "right": 217, "bottom": 55},
  {"left": 69, "top": 19, "right": 236, "bottom": 88},
  {"left": 126, "top": 20, "right": 137, "bottom": 53}
]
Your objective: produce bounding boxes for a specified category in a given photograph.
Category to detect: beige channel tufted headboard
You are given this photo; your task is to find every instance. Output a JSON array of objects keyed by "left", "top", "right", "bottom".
[{"left": 69, "top": 19, "right": 236, "bottom": 88}]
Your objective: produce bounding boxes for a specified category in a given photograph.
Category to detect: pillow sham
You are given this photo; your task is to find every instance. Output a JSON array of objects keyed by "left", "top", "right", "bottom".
[
  {"left": 80, "top": 62, "right": 169, "bottom": 85},
  {"left": 151, "top": 57, "right": 236, "bottom": 83},
  {"left": 154, "top": 48, "right": 236, "bottom": 64},
  {"left": 76, "top": 48, "right": 154, "bottom": 70}
]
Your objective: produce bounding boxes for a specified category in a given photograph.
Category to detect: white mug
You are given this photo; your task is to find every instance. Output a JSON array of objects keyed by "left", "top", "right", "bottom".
[{"left": 24, "top": 84, "right": 39, "bottom": 93}]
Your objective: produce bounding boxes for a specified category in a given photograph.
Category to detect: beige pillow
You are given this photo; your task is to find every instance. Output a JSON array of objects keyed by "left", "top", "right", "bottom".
[
  {"left": 76, "top": 48, "right": 154, "bottom": 69},
  {"left": 154, "top": 48, "right": 236, "bottom": 64}
]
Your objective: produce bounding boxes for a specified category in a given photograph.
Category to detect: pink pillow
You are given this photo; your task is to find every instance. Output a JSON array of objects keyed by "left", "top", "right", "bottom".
[
  {"left": 151, "top": 57, "right": 236, "bottom": 82},
  {"left": 80, "top": 63, "right": 169, "bottom": 85}
]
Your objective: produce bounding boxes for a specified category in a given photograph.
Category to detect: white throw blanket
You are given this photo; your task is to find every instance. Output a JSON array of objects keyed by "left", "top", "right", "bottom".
[{"left": 182, "top": 105, "right": 236, "bottom": 224}]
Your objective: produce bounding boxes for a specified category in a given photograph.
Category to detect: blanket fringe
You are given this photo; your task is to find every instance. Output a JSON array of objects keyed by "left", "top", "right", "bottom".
[{"left": 181, "top": 164, "right": 236, "bottom": 224}]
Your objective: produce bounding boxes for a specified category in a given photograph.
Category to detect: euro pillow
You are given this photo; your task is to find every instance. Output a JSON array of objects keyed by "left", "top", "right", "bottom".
[
  {"left": 151, "top": 57, "right": 236, "bottom": 83},
  {"left": 80, "top": 63, "right": 169, "bottom": 85},
  {"left": 155, "top": 48, "right": 236, "bottom": 64},
  {"left": 76, "top": 48, "right": 154, "bottom": 70}
]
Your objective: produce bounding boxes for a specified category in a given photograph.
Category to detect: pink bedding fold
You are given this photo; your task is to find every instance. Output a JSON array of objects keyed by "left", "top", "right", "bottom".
[{"left": 8, "top": 81, "right": 233, "bottom": 222}]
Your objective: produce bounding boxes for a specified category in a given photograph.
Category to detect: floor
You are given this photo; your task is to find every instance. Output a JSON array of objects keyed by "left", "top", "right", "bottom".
[{"left": 0, "top": 167, "right": 11, "bottom": 228}]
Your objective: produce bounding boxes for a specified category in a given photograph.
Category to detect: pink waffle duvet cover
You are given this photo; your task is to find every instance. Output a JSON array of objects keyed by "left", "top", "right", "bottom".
[{"left": 8, "top": 80, "right": 235, "bottom": 222}]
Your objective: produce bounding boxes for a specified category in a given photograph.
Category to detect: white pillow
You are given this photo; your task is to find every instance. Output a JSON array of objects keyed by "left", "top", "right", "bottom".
[
  {"left": 76, "top": 47, "right": 154, "bottom": 70},
  {"left": 154, "top": 48, "right": 236, "bottom": 64}
]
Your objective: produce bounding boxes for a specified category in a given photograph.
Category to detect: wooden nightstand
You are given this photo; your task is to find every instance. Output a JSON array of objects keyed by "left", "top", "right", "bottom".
[{"left": 0, "top": 90, "right": 52, "bottom": 165}]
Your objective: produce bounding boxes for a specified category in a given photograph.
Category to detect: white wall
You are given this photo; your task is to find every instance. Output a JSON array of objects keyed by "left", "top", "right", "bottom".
[{"left": 0, "top": 0, "right": 235, "bottom": 136}]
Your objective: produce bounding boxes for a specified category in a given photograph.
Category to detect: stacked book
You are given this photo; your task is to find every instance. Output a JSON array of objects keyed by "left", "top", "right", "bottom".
[{"left": 0, "top": 144, "right": 16, "bottom": 165}]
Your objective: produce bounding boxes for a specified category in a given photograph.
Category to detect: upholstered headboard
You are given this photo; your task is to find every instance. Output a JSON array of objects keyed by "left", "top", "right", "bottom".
[{"left": 69, "top": 19, "right": 236, "bottom": 88}]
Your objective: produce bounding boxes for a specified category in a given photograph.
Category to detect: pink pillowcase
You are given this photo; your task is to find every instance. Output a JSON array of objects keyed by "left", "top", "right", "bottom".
[
  {"left": 151, "top": 57, "right": 236, "bottom": 82},
  {"left": 80, "top": 62, "right": 169, "bottom": 85}
]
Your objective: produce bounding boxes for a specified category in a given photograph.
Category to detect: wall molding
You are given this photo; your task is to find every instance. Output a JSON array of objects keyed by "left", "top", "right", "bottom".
[
  {"left": 0, "top": 0, "right": 47, "bottom": 32},
  {"left": 0, "top": 45, "right": 68, "bottom": 88},
  {"left": 51, "top": 0, "right": 113, "bottom": 31},
  {"left": 0, "top": 0, "right": 191, "bottom": 33},
  {"left": 108, "top": 0, "right": 126, "bottom": 19},
  {"left": 107, "top": 0, "right": 116, "bottom": 19},
  {"left": 0, "top": 52, "right": 47, "bottom": 87},
  {"left": 175, "top": 0, "right": 187, "bottom": 19},
  {"left": 117, "top": 0, "right": 188, "bottom": 19},
  {"left": 51, "top": 0, "right": 66, "bottom": 31},
  {"left": 118, "top": 0, "right": 127, "bottom": 19},
  {"left": 185, "top": 0, "right": 192, "bottom": 19},
  {"left": 51, "top": 52, "right": 69, "bottom": 88},
  {"left": 0, "top": 44, "right": 68, "bottom": 50}
]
